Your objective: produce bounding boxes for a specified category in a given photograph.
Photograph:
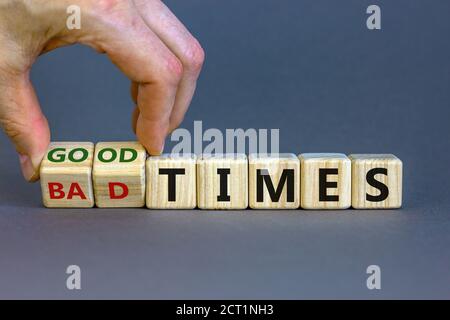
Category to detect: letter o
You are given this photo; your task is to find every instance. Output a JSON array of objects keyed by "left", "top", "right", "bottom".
[
  {"left": 98, "top": 148, "right": 117, "bottom": 163},
  {"left": 68, "top": 148, "right": 88, "bottom": 162}
]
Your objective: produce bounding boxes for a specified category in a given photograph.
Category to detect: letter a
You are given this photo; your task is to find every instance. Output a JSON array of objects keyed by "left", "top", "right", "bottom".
[
  {"left": 66, "top": 5, "right": 81, "bottom": 30},
  {"left": 67, "top": 183, "right": 87, "bottom": 200},
  {"left": 366, "top": 5, "right": 381, "bottom": 30},
  {"left": 66, "top": 265, "right": 81, "bottom": 290},
  {"left": 366, "top": 265, "right": 381, "bottom": 290}
]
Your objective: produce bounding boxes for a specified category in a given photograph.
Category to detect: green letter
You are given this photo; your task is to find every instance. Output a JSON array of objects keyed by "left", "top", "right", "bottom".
[
  {"left": 48, "top": 148, "right": 66, "bottom": 162},
  {"left": 68, "top": 148, "right": 88, "bottom": 162},
  {"left": 98, "top": 148, "right": 117, "bottom": 163},
  {"left": 119, "top": 148, "right": 138, "bottom": 162}
]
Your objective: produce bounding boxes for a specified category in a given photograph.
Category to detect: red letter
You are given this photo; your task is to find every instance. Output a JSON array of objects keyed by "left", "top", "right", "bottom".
[
  {"left": 108, "top": 182, "right": 129, "bottom": 199},
  {"left": 67, "top": 183, "right": 87, "bottom": 200},
  {"left": 48, "top": 182, "right": 65, "bottom": 199}
]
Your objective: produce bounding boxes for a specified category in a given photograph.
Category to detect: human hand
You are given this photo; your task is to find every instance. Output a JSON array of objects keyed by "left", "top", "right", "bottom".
[{"left": 0, "top": 0, "right": 204, "bottom": 181}]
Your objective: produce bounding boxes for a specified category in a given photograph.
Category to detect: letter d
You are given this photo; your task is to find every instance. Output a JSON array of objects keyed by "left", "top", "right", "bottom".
[{"left": 108, "top": 182, "right": 129, "bottom": 199}]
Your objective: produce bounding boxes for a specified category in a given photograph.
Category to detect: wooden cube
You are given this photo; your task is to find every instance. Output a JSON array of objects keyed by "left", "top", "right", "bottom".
[
  {"left": 93, "top": 141, "right": 146, "bottom": 208},
  {"left": 146, "top": 154, "right": 197, "bottom": 209},
  {"left": 299, "top": 153, "right": 351, "bottom": 209},
  {"left": 349, "top": 154, "right": 402, "bottom": 209},
  {"left": 249, "top": 153, "right": 300, "bottom": 209},
  {"left": 40, "top": 142, "right": 95, "bottom": 208},
  {"left": 197, "top": 154, "right": 248, "bottom": 209}
]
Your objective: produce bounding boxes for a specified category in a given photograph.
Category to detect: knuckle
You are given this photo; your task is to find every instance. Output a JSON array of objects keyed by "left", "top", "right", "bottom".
[{"left": 181, "top": 38, "right": 205, "bottom": 74}]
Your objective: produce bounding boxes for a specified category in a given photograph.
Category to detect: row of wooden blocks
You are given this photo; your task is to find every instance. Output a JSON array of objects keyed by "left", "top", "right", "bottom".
[{"left": 40, "top": 142, "right": 403, "bottom": 209}]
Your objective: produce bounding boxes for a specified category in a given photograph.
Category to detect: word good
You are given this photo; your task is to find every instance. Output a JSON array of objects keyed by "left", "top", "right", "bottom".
[{"left": 40, "top": 142, "right": 403, "bottom": 209}]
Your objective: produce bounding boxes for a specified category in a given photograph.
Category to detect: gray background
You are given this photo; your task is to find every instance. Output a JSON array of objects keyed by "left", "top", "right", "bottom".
[{"left": 0, "top": 0, "right": 449, "bottom": 299}]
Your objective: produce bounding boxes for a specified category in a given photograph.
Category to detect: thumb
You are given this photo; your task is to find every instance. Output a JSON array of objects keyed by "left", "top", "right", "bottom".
[{"left": 0, "top": 71, "right": 50, "bottom": 182}]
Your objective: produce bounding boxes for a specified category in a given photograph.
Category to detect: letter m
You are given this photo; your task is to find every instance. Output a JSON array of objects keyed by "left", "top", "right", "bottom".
[{"left": 256, "top": 169, "right": 295, "bottom": 202}]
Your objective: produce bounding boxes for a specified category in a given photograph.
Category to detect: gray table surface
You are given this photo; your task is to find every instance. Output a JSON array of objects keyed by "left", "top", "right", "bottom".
[{"left": 1, "top": 0, "right": 449, "bottom": 299}]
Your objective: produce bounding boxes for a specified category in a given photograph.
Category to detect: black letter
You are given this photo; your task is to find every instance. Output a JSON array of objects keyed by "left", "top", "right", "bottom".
[
  {"left": 159, "top": 168, "right": 185, "bottom": 201},
  {"left": 256, "top": 169, "right": 295, "bottom": 202},
  {"left": 366, "top": 168, "right": 389, "bottom": 202},
  {"left": 217, "top": 169, "right": 231, "bottom": 201},
  {"left": 319, "top": 168, "right": 339, "bottom": 201}
]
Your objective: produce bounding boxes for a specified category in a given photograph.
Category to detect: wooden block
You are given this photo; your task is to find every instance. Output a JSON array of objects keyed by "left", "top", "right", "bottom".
[
  {"left": 40, "top": 142, "right": 95, "bottom": 208},
  {"left": 249, "top": 153, "right": 300, "bottom": 209},
  {"left": 348, "top": 154, "right": 402, "bottom": 209},
  {"left": 93, "top": 141, "right": 146, "bottom": 208},
  {"left": 197, "top": 154, "right": 248, "bottom": 209},
  {"left": 299, "top": 153, "right": 351, "bottom": 209},
  {"left": 146, "top": 154, "right": 197, "bottom": 209}
]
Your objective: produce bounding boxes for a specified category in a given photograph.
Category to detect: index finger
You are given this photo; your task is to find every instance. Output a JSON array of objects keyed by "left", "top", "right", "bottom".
[{"left": 82, "top": 2, "right": 182, "bottom": 154}]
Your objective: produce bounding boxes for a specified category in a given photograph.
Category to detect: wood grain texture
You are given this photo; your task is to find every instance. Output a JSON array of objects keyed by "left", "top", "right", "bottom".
[
  {"left": 93, "top": 141, "right": 146, "bottom": 208},
  {"left": 197, "top": 154, "right": 248, "bottom": 209},
  {"left": 349, "top": 154, "right": 402, "bottom": 209},
  {"left": 146, "top": 154, "right": 197, "bottom": 209},
  {"left": 299, "top": 153, "right": 351, "bottom": 209},
  {"left": 40, "top": 142, "right": 95, "bottom": 208},
  {"left": 249, "top": 153, "right": 300, "bottom": 209}
]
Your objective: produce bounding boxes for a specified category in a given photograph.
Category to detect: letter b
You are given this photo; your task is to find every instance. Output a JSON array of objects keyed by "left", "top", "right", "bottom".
[{"left": 48, "top": 183, "right": 65, "bottom": 199}]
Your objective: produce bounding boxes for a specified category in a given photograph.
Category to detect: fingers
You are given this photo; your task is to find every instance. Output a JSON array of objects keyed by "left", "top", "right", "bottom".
[
  {"left": 130, "top": 82, "right": 139, "bottom": 133},
  {"left": 130, "top": 81, "right": 138, "bottom": 105},
  {"left": 87, "top": 2, "right": 183, "bottom": 154},
  {"left": 133, "top": 0, "right": 205, "bottom": 132},
  {"left": 0, "top": 72, "right": 50, "bottom": 182},
  {"left": 0, "top": 0, "right": 203, "bottom": 182}
]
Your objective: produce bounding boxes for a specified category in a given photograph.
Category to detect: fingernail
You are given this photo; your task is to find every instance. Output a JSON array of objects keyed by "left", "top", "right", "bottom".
[
  {"left": 19, "top": 154, "right": 40, "bottom": 182},
  {"left": 160, "top": 141, "right": 165, "bottom": 154}
]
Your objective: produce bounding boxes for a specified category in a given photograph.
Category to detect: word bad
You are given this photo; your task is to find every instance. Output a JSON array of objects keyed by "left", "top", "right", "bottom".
[{"left": 40, "top": 142, "right": 403, "bottom": 209}]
